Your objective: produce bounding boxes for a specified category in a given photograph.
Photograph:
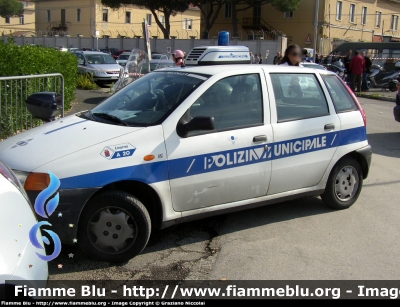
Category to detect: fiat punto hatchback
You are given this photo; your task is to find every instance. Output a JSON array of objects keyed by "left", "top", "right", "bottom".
[{"left": 0, "top": 46, "right": 372, "bottom": 263}]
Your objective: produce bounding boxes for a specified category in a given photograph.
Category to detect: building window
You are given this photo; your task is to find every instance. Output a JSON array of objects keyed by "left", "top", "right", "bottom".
[
  {"left": 391, "top": 15, "right": 399, "bottom": 31},
  {"left": 349, "top": 4, "right": 355, "bottom": 23},
  {"left": 376, "top": 11, "right": 382, "bottom": 28},
  {"left": 146, "top": 13, "right": 152, "bottom": 25},
  {"left": 47, "top": 10, "right": 51, "bottom": 22},
  {"left": 284, "top": 11, "right": 294, "bottom": 18},
  {"left": 126, "top": 11, "right": 131, "bottom": 23},
  {"left": 102, "top": 9, "right": 108, "bottom": 22},
  {"left": 77, "top": 9, "right": 81, "bottom": 22},
  {"left": 183, "top": 18, "right": 193, "bottom": 30},
  {"left": 224, "top": 2, "right": 232, "bottom": 19},
  {"left": 5, "top": 16, "right": 10, "bottom": 24},
  {"left": 160, "top": 15, "right": 165, "bottom": 27},
  {"left": 336, "top": 1, "right": 342, "bottom": 20},
  {"left": 19, "top": 15, "right": 24, "bottom": 24},
  {"left": 23, "top": 1, "right": 28, "bottom": 7},
  {"left": 361, "top": 7, "right": 367, "bottom": 25}
]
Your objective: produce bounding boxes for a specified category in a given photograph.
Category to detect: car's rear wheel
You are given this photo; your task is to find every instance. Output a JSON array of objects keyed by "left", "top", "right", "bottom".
[
  {"left": 321, "top": 157, "right": 363, "bottom": 210},
  {"left": 78, "top": 191, "right": 151, "bottom": 262}
]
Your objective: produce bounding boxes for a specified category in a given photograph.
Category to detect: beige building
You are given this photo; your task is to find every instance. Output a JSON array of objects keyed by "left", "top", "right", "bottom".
[
  {"left": 203, "top": 0, "right": 400, "bottom": 54},
  {"left": 35, "top": 0, "right": 200, "bottom": 39},
  {"left": 0, "top": 1, "right": 35, "bottom": 36}
]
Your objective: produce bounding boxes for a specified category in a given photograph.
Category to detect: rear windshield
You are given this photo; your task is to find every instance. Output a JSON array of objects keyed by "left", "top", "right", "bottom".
[{"left": 322, "top": 75, "right": 358, "bottom": 113}]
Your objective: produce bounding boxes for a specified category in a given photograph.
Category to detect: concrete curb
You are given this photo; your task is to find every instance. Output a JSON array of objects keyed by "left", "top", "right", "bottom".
[{"left": 356, "top": 93, "right": 396, "bottom": 102}]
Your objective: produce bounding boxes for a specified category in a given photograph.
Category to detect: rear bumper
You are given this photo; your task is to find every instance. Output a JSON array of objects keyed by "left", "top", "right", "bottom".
[
  {"left": 356, "top": 145, "right": 372, "bottom": 179},
  {"left": 27, "top": 187, "right": 100, "bottom": 244}
]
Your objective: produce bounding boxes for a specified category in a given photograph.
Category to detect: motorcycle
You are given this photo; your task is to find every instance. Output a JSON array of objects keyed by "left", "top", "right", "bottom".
[{"left": 368, "top": 63, "right": 400, "bottom": 92}]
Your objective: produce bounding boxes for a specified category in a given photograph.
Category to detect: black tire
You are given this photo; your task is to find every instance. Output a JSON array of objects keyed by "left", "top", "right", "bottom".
[
  {"left": 78, "top": 191, "right": 151, "bottom": 262},
  {"left": 389, "top": 81, "right": 398, "bottom": 92},
  {"left": 321, "top": 157, "right": 363, "bottom": 210}
]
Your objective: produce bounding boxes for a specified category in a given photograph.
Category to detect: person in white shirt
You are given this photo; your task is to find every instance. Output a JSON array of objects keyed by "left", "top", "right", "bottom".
[
  {"left": 250, "top": 52, "right": 255, "bottom": 64},
  {"left": 279, "top": 44, "right": 303, "bottom": 66}
]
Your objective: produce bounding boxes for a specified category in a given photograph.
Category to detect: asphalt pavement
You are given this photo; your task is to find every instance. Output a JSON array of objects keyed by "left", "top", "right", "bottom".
[{"left": 48, "top": 93, "right": 400, "bottom": 281}]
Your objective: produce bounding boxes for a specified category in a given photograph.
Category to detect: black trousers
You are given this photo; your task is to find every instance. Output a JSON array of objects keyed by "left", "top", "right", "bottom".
[{"left": 351, "top": 74, "right": 362, "bottom": 92}]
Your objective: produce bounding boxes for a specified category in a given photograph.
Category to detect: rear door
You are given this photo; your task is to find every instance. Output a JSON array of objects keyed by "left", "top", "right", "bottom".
[{"left": 266, "top": 72, "right": 341, "bottom": 195}]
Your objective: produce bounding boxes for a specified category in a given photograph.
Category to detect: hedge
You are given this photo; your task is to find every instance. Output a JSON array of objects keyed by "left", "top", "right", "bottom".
[{"left": 0, "top": 38, "right": 77, "bottom": 139}]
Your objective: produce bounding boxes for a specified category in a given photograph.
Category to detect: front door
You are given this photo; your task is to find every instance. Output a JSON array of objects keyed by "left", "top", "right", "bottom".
[
  {"left": 267, "top": 72, "right": 340, "bottom": 195},
  {"left": 164, "top": 72, "right": 273, "bottom": 212}
]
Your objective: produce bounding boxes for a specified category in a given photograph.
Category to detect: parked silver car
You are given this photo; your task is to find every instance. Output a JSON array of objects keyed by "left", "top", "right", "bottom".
[
  {"left": 116, "top": 52, "right": 132, "bottom": 66},
  {"left": 73, "top": 51, "right": 123, "bottom": 83}
]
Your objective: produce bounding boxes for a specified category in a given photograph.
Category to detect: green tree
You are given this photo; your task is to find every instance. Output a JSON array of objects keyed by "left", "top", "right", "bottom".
[
  {"left": 0, "top": 0, "right": 23, "bottom": 18},
  {"left": 192, "top": 0, "right": 227, "bottom": 39},
  {"left": 228, "top": 0, "right": 302, "bottom": 37},
  {"left": 101, "top": 0, "right": 191, "bottom": 39}
]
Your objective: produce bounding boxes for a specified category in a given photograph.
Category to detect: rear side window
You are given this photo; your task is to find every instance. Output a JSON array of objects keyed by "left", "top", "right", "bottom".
[
  {"left": 270, "top": 73, "right": 330, "bottom": 122},
  {"left": 322, "top": 75, "right": 358, "bottom": 113}
]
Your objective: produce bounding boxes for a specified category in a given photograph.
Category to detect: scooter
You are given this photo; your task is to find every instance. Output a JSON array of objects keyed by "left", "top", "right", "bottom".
[{"left": 368, "top": 63, "right": 400, "bottom": 92}]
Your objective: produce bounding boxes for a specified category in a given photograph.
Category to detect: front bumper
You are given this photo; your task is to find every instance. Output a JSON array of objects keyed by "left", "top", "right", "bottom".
[
  {"left": 27, "top": 187, "right": 100, "bottom": 244},
  {"left": 93, "top": 75, "right": 119, "bottom": 82}
]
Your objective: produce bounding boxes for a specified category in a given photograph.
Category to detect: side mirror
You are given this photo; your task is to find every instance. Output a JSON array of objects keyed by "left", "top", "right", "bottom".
[
  {"left": 177, "top": 115, "right": 215, "bottom": 138},
  {"left": 26, "top": 92, "right": 62, "bottom": 122}
]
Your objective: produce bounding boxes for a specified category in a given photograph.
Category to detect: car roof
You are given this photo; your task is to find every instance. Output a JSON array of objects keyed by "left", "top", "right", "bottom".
[
  {"left": 158, "top": 64, "right": 337, "bottom": 76},
  {"left": 150, "top": 59, "right": 174, "bottom": 63},
  {"left": 76, "top": 51, "right": 113, "bottom": 55}
]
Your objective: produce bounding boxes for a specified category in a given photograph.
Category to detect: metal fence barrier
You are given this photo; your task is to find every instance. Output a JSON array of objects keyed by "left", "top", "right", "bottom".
[{"left": 0, "top": 73, "right": 64, "bottom": 140}]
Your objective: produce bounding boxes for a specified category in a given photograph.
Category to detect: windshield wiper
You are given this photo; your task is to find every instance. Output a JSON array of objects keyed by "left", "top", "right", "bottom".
[
  {"left": 92, "top": 112, "right": 129, "bottom": 126},
  {"left": 85, "top": 110, "right": 96, "bottom": 121}
]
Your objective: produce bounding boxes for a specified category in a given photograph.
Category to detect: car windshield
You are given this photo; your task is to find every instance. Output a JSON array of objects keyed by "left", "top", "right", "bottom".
[
  {"left": 85, "top": 54, "right": 117, "bottom": 64},
  {"left": 118, "top": 54, "right": 130, "bottom": 60},
  {"left": 84, "top": 71, "right": 208, "bottom": 126}
]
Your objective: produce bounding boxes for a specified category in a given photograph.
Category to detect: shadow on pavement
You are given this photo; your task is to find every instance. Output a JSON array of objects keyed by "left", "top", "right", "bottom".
[
  {"left": 49, "top": 196, "right": 333, "bottom": 276},
  {"left": 367, "top": 132, "right": 400, "bottom": 158}
]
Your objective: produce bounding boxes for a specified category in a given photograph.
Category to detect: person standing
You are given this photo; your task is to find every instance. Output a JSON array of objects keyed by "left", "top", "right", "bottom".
[
  {"left": 279, "top": 44, "right": 303, "bottom": 97},
  {"left": 250, "top": 52, "right": 255, "bottom": 64},
  {"left": 259, "top": 54, "right": 263, "bottom": 64},
  {"left": 344, "top": 49, "right": 352, "bottom": 84},
  {"left": 279, "top": 44, "right": 303, "bottom": 66},
  {"left": 362, "top": 51, "right": 372, "bottom": 91},
  {"left": 254, "top": 53, "right": 260, "bottom": 64},
  {"left": 349, "top": 50, "right": 366, "bottom": 93},
  {"left": 273, "top": 52, "right": 282, "bottom": 65},
  {"left": 315, "top": 53, "right": 320, "bottom": 63}
]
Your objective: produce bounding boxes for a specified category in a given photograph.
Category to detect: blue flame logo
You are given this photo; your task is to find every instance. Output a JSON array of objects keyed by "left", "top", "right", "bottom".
[{"left": 29, "top": 171, "right": 62, "bottom": 261}]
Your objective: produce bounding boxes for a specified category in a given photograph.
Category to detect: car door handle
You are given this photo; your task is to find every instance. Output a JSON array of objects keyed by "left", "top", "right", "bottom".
[
  {"left": 324, "top": 123, "right": 335, "bottom": 130},
  {"left": 253, "top": 135, "right": 267, "bottom": 142}
]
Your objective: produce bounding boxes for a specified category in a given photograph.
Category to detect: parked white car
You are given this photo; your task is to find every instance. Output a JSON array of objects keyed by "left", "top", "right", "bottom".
[{"left": 0, "top": 160, "right": 48, "bottom": 295}]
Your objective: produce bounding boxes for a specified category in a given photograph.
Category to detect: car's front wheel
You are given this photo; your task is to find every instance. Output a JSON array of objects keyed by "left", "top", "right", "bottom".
[
  {"left": 321, "top": 157, "right": 363, "bottom": 210},
  {"left": 78, "top": 191, "right": 151, "bottom": 262}
]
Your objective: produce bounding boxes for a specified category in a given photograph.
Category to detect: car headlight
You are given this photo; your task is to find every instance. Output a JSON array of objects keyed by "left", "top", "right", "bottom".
[
  {"left": 12, "top": 170, "right": 51, "bottom": 192},
  {"left": 93, "top": 69, "right": 107, "bottom": 76},
  {"left": 11, "top": 169, "right": 30, "bottom": 187}
]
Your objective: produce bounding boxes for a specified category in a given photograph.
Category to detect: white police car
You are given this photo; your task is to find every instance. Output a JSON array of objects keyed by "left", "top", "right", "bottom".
[{"left": 0, "top": 46, "right": 371, "bottom": 262}]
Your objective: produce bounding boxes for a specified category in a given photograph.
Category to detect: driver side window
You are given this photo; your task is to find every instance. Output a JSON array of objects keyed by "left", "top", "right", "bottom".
[{"left": 188, "top": 74, "right": 263, "bottom": 133}]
